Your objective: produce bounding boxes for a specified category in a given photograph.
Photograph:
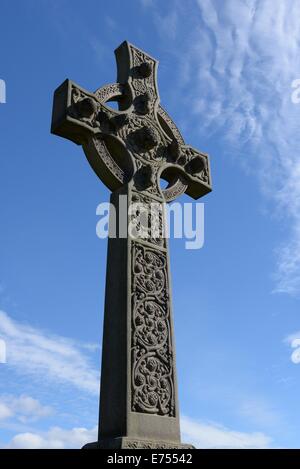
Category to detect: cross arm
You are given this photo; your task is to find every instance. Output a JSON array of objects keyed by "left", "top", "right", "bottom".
[
  {"left": 51, "top": 79, "right": 102, "bottom": 145},
  {"left": 160, "top": 142, "right": 212, "bottom": 200},
  {"left": 114, "top": 41, "right": 160, "bottom": 116},
  {"left": 51, "top": 79, "right": 132, "bottom": 192}
]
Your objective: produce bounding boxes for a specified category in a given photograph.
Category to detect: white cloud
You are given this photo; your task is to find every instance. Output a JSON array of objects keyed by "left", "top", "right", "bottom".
[
  {"left": 151, "top": 0, "right": 300, "bottom": 295},
  {"left": 5, "top": 425, "right": 97, "bottom": 449},
  {"left": 3, "top": 417, "right": 271, "bottom": 449},
  {"left": 0, "top": 395, "right": 53, "bottom": 423},
  {"left": 181, "top": 415, "right": 272, "bottom": 449},
  {"left": 0, "top": 310, "right": 99, "bottom": 394},
  {"left": 0, "top": 403, "right": 13, "bottom": 420}
]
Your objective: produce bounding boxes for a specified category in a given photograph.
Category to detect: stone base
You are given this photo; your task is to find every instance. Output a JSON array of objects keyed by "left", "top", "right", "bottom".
[{"left": 82, "top": 437, "right": 195, "bottom": 449}]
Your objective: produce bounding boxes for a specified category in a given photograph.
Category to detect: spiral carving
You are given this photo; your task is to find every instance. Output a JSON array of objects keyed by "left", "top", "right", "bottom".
[{"left": 131, "top": 243, "right": 175, "bottom": 417}]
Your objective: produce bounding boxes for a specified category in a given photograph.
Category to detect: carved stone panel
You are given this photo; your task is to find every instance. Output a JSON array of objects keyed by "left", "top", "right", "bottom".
[
  {"left": 131, "top": 243, "right": 175, "bottom": 417},
  {"left": 130, "top": 191, "right": 165, "bottom": 248}
]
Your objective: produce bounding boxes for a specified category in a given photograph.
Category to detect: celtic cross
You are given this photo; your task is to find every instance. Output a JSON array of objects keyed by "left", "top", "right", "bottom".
[{"left": 51, "top": 41, "right": 211, "bottom": 449}]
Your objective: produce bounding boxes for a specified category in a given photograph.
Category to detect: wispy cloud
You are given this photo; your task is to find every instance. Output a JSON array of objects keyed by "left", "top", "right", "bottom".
[
  {"left": 147, "top": 0, "right": 300, "bottom": 295},
  {"left": 140, "top": 0, "right": 155, "bottom": 8},
  {"left": 181, "top": 415, "right": 272, "bottom": 449},
  {"left": 0, "top": 311, "right": 99, "bottom": 394},
  {"left": 238, "top": 397, "right": 282, "bottom": 428}
]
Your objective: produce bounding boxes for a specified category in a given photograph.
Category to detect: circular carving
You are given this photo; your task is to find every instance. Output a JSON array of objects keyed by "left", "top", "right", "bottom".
[
  {"left": 91, "top": 136, "right": 126, "bottom": 185},
  {"left": 133, "top": 247, "right": 166, "bottom": 296},
  {"left": 161, "top": 174, "right": 188, "bottom": 202},
  {"left": 128, "top": 126, "right": 159, "bottom": 152},
  {"left": 75, "top": 82, "right": 209, "bottom": 203},
  {"left": 131, "top": 244, "right": 175, "bottom": 417},
  {"left": 185, "top": 155, "right": 205, "bottom": 174},
  {"left": 134, "top": 300, "right": 168, "bottom": 349},
  {"left": 75, "top": 97, "right": 97, "bottom": 118},
  {"left": 133, "top": 355, "right": 173, "bottom": 415},
  {"left": 157, "top": 106, "right": 185, "bottom": 145}
]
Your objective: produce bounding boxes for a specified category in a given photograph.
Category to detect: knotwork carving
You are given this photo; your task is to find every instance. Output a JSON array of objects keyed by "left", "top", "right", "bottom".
[
  {"left": 183, "top": 147, "right": 210, "bottom": 184},
  {"left": 94, "top": 83, "right": 123, "bottom": 103},
  {"left": 69, "top": 86, "right": 99, "bottom": 125},
  {"left": 157, "top": 106, "right": 185, "bottom": 145},
  {"left": 119, "top": 114, "right": 168, "bottom": 164},
  {"left": 124, "top": 440, "right": 193, "bottom": 449},
  {"left": 131, "top": 244, "right": 175, "bottom": 417},
  {"left": 131, "top": 46, "right": 157, "bottom": 116},
  {"left": 92, "top": 136, "right": 125, "bottom": 183},
  {"left": 130, "top": 192, "right": 165, "bottom": 247},
  {"left": 162, "top": 177, "right": 188, "bottom": 202}
]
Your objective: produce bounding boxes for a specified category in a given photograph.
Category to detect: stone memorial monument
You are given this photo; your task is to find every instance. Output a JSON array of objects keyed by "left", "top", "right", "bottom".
[{"left": 51, "top": 41, "right": 212, "bottom": 449}]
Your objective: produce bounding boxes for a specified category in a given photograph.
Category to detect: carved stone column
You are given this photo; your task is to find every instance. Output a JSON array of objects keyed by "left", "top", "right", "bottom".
[{"left": 85, "top": 183, "right": 193, "bottom": 449}]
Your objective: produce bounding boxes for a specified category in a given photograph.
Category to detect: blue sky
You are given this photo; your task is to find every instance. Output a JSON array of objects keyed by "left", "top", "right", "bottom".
[{"left": 0, "top": 0, "right": 300, "bottom": 448}]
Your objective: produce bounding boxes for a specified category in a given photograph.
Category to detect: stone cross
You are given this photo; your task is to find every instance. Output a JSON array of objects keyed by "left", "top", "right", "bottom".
[{"left": 51, "top": 41, "right": 212, "bottom": 449}]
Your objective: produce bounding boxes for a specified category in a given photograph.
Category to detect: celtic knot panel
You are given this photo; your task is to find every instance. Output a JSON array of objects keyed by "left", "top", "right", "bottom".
[
  {"left": 130, "top": 191, "right": 165, "bottom": 248},
  {"left": 130, "top": 46, "right": 158, "bottom": 117},
  {"left": 131, "top": 243, "right": 175, "bottom": 417}
]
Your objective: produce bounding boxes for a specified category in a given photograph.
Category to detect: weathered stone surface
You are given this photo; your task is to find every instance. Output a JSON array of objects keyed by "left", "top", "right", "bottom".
[
  {"left": 51, "top": 41, "right": 212, "bottom": 449},
  {"left": 83, "top": 437, "right": 194, "bottom": 449}
]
